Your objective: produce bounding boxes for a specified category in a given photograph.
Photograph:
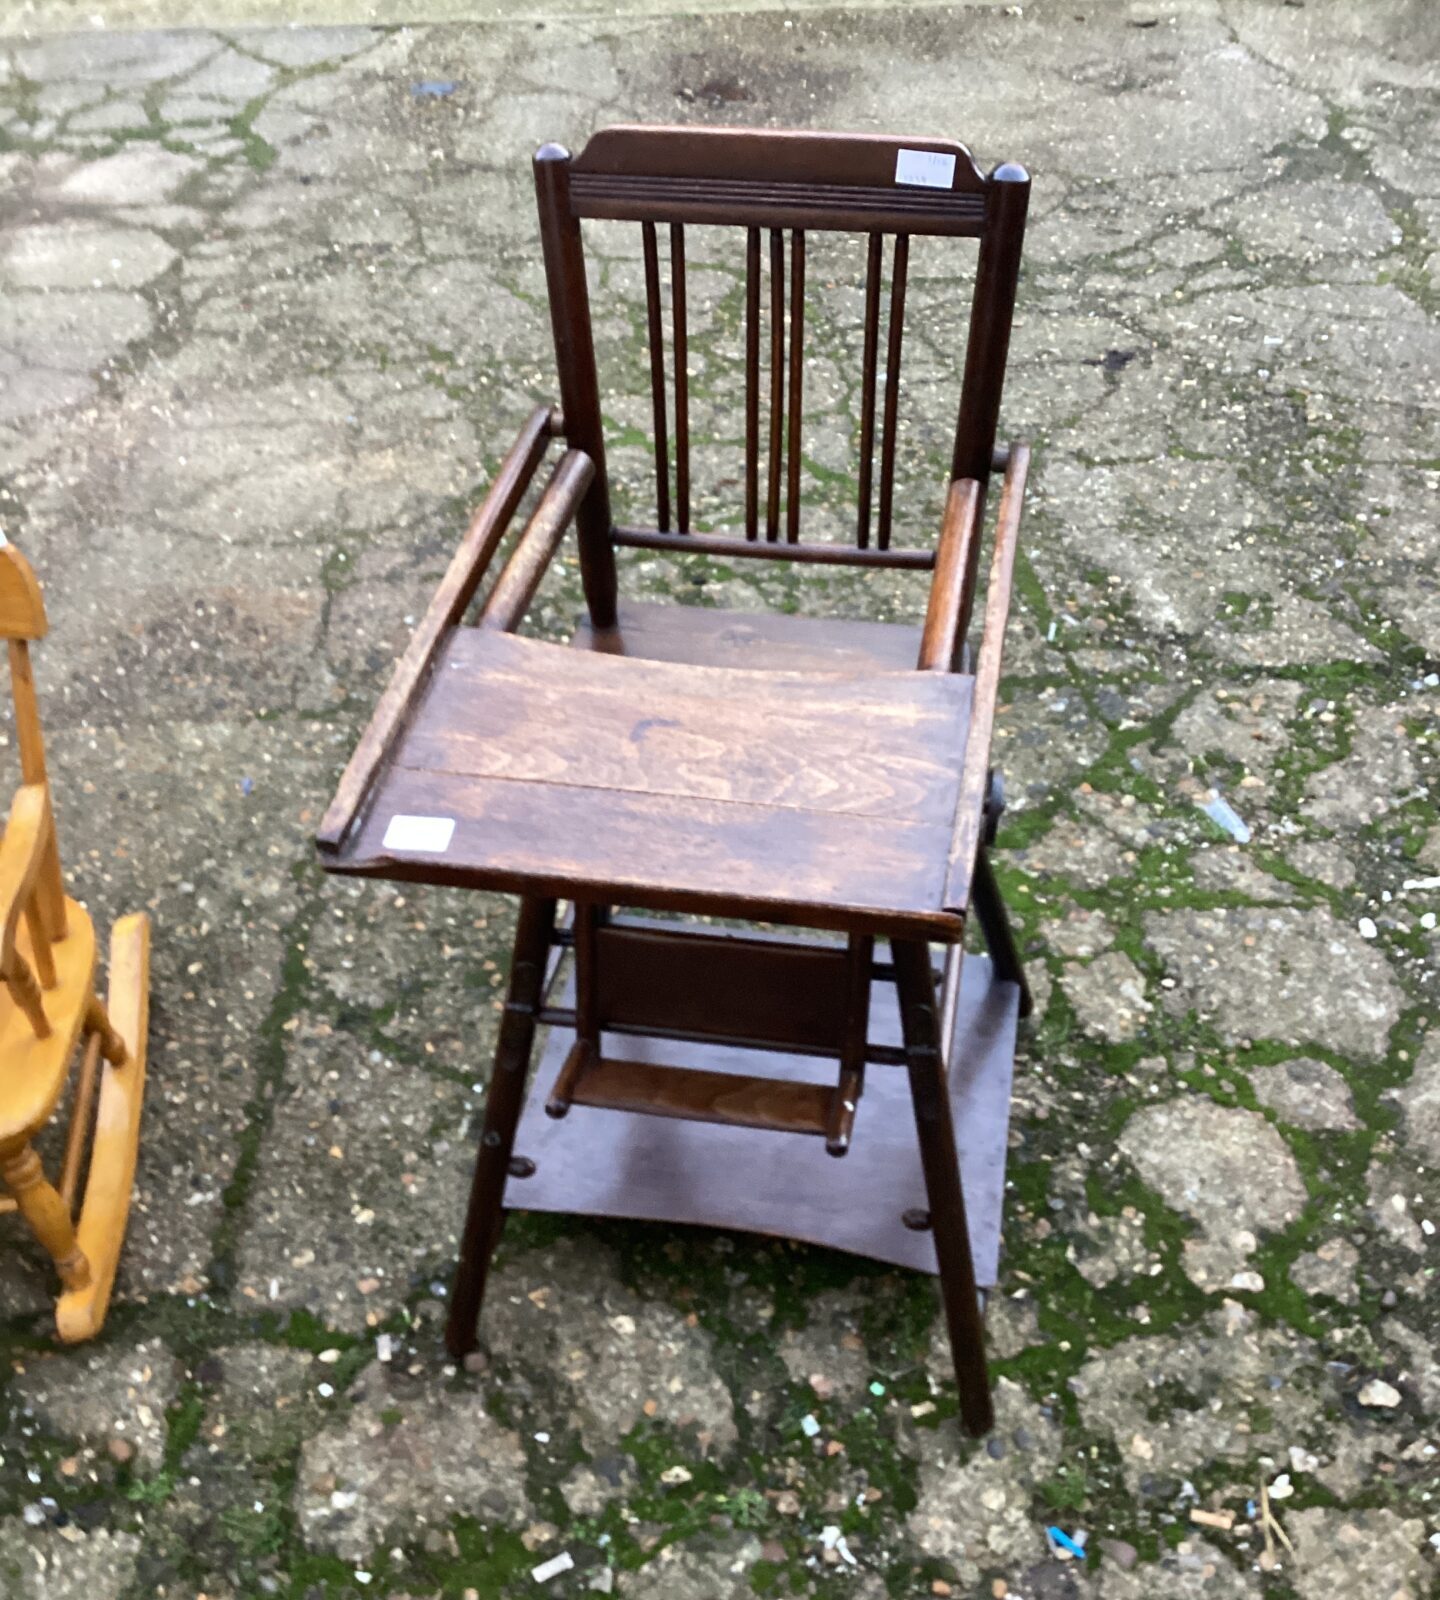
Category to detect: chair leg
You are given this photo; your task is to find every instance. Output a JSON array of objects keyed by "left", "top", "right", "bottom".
[
  {"left": 892, "top": 939, "right": 994, "bottom": 1437},
  {"left": 446, "top": 896, "right": 557, "bottom": 1358},
  {"left": 972, "top": 847, "right": 1033, "bottom": 1018},
  {"left": 1, "top": 1143, "right": 90, "bottom": 1292}
]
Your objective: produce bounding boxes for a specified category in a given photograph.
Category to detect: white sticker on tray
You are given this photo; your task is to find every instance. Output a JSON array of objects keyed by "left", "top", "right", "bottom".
[
  {"left": 382, "top": 814, "right": 455, "bottom": 854},
  {"left": 895, "top": 148, "right": 956, "bottom": 189}
]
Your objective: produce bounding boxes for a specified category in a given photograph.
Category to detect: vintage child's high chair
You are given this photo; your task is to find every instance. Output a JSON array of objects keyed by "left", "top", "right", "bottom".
[
  {"left": 0, "top": 541, "right": 150, "bottom": 1341},
  {"left": 319, "top": 126, "right": 1031, "bottom": 1434}
]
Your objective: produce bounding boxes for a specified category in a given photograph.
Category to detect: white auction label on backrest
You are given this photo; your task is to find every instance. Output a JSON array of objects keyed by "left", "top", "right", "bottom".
[
  {"left": 895, "top": 148, "right": 957, "bottom": 189},
  {"left": 382, "top": 814, "right": 456, "bottom": 854}
]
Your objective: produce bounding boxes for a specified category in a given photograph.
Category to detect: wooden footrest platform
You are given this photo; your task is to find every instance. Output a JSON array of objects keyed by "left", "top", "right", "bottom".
[{"left": 549, "top": 1042, "right": 835, "bottom": 1136}]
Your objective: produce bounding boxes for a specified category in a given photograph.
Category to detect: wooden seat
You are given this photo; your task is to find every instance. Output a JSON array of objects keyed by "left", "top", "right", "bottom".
[
  {"left": 574, "top": 599, "right": 923, "bottom": 674},
  {"left": 0, "top": 891, "right": 96, "bottom": 1141},
  {"left": 318, "top": 124, "right": 1035, "bottom": 1436},
  {"left": 334, "top": 628, "right": 974, "bottom": 937}
]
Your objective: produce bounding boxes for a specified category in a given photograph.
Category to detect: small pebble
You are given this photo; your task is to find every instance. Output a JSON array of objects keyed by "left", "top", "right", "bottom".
[
  {"left": 1100, "top": 1537, "right": 1139, "bottom": 1570},
  {"left": 1358, "top": 1378, "right": 1402, "bottom": 1408}
]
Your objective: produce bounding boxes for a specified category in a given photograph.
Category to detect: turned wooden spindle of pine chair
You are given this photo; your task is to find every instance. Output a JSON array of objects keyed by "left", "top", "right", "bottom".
[
  {"left": 0, "top": 542, "right": 150, "bottom": 1342},
  {"left": 317, "top": 126, "right": 1032, "bottom": 1435}
]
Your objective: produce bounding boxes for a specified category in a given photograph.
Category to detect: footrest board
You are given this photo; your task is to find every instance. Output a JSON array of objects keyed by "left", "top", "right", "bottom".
[
  {"left": 504, "top": 954, "right": 1020, "bottom": 1285},
  {"left": 567, "top": 1052, "right": 836, "bottom": 1137}
]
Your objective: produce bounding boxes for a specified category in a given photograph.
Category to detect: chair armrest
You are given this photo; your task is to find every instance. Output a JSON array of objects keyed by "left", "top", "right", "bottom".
[
  {"left": 0, "top": 784, "right": 53, "bottom": 966},
  {"left": 918, "top": 477, "right": 983, "bottom": 671},
  {"left": 476, "top": 450, "right": 596, "bottom": 632},
  {"left": 316, "top": 405, "right": 558, "bottom": 855},
  {"left": 943, "top": 442, "right": 1030, "bottom": 912}
]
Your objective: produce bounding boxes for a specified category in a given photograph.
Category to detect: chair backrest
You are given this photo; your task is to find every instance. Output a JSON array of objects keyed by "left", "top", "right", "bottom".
[
  {"left": 533, "top": 125, "right": 1030, "bottom": 587},
  {"left": 0, "top": 541, "right": 51, "bottom": 789},
  {"left": 0, "top": 541, "right": 67, "bottom": 1024}
]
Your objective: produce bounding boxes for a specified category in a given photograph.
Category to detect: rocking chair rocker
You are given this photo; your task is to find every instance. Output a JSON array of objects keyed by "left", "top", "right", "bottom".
[
  {"left": 0, "top": 541, "right": 150, "bottom": 1342},
  {"left": 318, "top": 125, "right": 1032, "bottom": 1435}
]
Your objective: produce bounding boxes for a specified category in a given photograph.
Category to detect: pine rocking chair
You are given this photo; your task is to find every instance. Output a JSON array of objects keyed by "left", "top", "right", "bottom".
[
  {"left": 0, "top": 542, "right": 150, "bottom": 1342},
  {"left": 318, "top": 126, "right": 1032, "bottom": 1435}
]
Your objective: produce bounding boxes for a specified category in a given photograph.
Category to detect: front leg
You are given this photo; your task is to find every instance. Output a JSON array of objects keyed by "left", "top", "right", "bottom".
[
  {"left": 892, "top": 938, "right": 993, "bottom": 1437},
  {"left": 446, "top": 896, "right": 558, "bottom": 1358}
]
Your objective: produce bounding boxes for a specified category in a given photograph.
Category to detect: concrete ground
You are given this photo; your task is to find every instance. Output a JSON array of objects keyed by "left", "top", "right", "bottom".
[{"left": 0, "top": 0, "right": 1438, "bottom": 1595}]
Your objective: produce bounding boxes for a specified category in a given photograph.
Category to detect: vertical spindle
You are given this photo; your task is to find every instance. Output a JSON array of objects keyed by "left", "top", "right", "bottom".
[
  {"left": 785, "top": 229, "right": 806, "bottom": 543},
  {"left": 766, "top": 228, "right": 785, "bottom": 541},
  {"left": 745, "top": 227, "right": 760, "bottom": 540},
  {"left": 670, "top": 224, "right": 690, "bottom": 534},
  {"left": 855, "top": 233, "right": 883, "bottom": 549},
  {"left": 642, "top": 222, "right": 671, "bottom": 531},
  {"left": 877, "top": 233, "right": 910, "bottom": 552}
]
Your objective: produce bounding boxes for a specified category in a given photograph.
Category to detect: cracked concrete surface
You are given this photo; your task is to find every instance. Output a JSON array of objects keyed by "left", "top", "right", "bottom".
[{"left": 0, "top": 1, "right": 1437, "bottom": 1595}]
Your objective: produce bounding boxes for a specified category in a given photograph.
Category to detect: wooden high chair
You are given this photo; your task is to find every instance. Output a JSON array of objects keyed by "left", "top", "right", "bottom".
[
  {"left": 318, "top": 126, "right": 1032, "bottom": 1434},
  {"left": 0, "top": 542, "right": 150, "bottom": 1342}
]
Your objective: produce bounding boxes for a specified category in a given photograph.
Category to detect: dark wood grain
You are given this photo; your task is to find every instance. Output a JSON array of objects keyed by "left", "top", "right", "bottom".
[
  {"left": 641, "top": 221, "right": 671, "bottom": 530},
  {"left": 972, "top": 847, "right": 1033, "bottom": 1017},
  {"left": 917, "top": 477, "right": 982, "bottom": 672},
  {"left": 952, "top": 163, "right": 1031, "bottom": 482},
  {"left": 510, "top": 952, "right": 1020, "bottom": 1284},
  {"left": 611, "top": 526, "right": 934, "bottom": 569},
  {"left": 826, "top": 931, "right": 874, "bottom": 1156},
  {"left": 593, "top": 921, "right": 850, "bottom": 1051},
  {"left": 745, "top": 226, "right": 760, "bottom": 539},
  {"left": 574, "top": 901, "right": 602, "bottom": 1045},
  {"left": 894, "top": 938, "right": 993, "bottom": 1436},
  {"left": 535, "top": 143, "right": 617, "bottom": 628},
  {"left": 944, "top": 443, "right": 1029, "bottom": 913},
  {"left": 670, "top": 223, "right": 690, "bottom": 533},
  {"left": 877, "top": 233, "right": 909, "bottom": 551},
  {"left": 572, "top": 125, "right": 988, "bottom": 191},
  {"left": 570, "top": 1054, "right": 834, "bottom": 1137},
  {"left": 544, "top": 1037, "right": 595, "bottom": 1118},
  {"left": 315, "top": 405, "right": 554, "bottom": 854},
  {"left": 337, "top": 762, "right": 964, "bottom": 939},
  {"left": 446, "top": 895, "right": 556, "bottom": 1355},
  {"left": 322, "top": 123, "right": 1036, "bottom": 1442},
  {"left": 766, "top": 228, "right": 785, "bottom": 541},
  {"left": 856, "top": 232, "right": 883, "bottom": 548},
  {"left": 571, "top": 600, "right": 923, "bottom": 674},
  {"left": 786, "top": 229, "right": 806, "bottom": 542},
  {"left": 475, "top": 449, "right": 595, "bottom": 632},
  {"left": 404, "top": 628, "right": 970, "bottom": 822},
  {"left": 568, "top": 127, "right": 989, "bottom": 236}
]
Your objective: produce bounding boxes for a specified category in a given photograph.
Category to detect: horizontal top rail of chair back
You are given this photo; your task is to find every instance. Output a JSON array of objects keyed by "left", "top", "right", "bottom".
[
  {"left": 0, "top": 546, "right": 48, "bottom": 641},
  {"left": 538, "top": 126, "right": 1030, "bottom": 566},
  {"left": 567, "top": 125, "right": 996, "bottom": 234}
]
